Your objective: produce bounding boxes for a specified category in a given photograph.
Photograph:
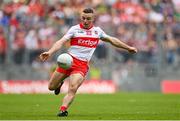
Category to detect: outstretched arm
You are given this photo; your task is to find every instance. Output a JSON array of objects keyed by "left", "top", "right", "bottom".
[
  {"left": 39, "top": 37, "right": 68, "bottom": 61},
  {"left": 101, "top": 36, "right": 138, "bottom": 53}
]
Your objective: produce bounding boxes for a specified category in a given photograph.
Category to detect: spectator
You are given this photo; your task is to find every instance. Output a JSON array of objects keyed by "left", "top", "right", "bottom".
[
  {"left": 12, "top": 30, "right": 25, "bottom": 64},
  {"left": 0, "top": 27, "right": 7, "bottom": 64},
  {"left": 25, "top": 29, "right": 40, "bottom": 64}
]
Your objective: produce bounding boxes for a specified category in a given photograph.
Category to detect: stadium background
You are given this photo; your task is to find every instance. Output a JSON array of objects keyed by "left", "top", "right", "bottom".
[
  {"left": 0, "top": 0, "right": 180, "bottom": 120},
  {"left": 0, "top": 0, "right": 180, "bottom": 93}
]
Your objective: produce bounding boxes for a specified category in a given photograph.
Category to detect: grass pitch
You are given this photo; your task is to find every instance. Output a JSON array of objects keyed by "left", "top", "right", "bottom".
[{"left": 0, "top": 93, "right": 180, "bottom": 120}]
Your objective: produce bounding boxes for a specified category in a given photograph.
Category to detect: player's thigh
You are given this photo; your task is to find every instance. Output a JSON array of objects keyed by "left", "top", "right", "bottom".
[
  {"left": 68, "top": 73, "right": 84, "bottom": 92},
  {"left": 49, "top": 71, "right": 67, "bottom": 89}
]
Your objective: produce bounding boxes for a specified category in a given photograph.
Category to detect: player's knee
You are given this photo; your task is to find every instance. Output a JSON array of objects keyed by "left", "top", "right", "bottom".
[
  {"left": 48, "top": 85, "right": 54, "bottom": 91},
  {"left": 69, "top": 85, "right": 78, "bottom": 93},
  {"left": 48, "top": 83, "right": 56, "bottom": 90}
]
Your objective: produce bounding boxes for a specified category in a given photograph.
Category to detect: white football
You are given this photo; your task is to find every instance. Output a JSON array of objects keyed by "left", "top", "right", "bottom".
[{"left": 57, "top": 53, "right": 73, "bottom": 69}]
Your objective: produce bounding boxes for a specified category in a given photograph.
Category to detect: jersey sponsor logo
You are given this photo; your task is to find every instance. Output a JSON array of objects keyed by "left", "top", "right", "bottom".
[
  {"left": 71, "top": 37, "right": 99, "bottom": 48},
  {"left": 78, "top": 39, "right": 97, "bottom": 47}
]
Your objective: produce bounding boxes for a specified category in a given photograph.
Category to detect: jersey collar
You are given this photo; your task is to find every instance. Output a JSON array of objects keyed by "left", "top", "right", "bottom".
[{"left": 79, "top": 23, "right": 93, "bottom": 30}]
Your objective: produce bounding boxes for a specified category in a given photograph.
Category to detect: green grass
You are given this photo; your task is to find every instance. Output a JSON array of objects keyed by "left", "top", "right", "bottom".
[{"left": 0, "top": 93, "right": 180, "bottom": 120}]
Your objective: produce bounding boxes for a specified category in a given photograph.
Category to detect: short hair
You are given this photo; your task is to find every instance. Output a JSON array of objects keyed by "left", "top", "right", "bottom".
[{"left": 82, "top": 8, "right": 94, "bottom": 14}]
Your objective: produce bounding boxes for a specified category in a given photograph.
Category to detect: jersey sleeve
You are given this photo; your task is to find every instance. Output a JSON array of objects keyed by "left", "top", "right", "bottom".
[
  {"left": 62, "top": 26, "right": 75, "bottom": 40},
  {"left": 98, "top": 27, "right": 110, "bottom": 39}
]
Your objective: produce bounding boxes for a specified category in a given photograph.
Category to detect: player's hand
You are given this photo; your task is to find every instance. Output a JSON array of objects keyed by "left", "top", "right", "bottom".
[
  {"left": 128, "top": 47, "right": 138, "bottom": 54},
  {"left": 39, "top": 52, "right": 51, "bottom": 61}
]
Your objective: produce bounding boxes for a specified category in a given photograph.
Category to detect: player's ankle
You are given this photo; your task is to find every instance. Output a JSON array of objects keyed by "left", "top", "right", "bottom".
[{"left": 60, "top": 106, "right": 67, "bottom": 111}]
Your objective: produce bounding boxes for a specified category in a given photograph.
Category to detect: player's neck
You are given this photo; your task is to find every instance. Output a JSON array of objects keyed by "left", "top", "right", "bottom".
[{"left": 79, "top": 23, "right": 93, "bottom": 30}]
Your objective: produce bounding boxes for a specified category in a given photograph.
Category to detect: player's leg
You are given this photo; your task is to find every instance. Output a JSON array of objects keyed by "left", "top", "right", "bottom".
[
  {"left": 57, "top": 73, "right": 84, "bottom": 116},
  {"left": 62, "top": 73, "right": 84, "bottom": 107},
  {"left": 48, "top": 71, "right": 67, "bottom": 93}
]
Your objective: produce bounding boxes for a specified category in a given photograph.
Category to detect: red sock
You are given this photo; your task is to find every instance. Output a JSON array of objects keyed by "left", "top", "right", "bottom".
[{"left": 60, "top": 106, "right": 67, "bottom": 111}]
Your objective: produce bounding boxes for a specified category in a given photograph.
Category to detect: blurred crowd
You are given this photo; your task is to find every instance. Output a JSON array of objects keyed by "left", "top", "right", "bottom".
[{"left": 0, "top": 0, "right": 180, "bottom": 67}]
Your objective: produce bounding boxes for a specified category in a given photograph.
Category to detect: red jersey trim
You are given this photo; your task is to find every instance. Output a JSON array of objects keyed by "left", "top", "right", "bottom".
[{"left": 70, "top": 37, "right": 99, "bottom": 48}]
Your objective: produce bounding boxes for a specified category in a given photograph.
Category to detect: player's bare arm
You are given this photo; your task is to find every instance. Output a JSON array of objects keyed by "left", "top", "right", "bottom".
[
  {"left": 39, "top": 37, "right": 68, "bottom": 61},
  {"left": 101, "top": 36, "right": 138, "bottom": 54}
]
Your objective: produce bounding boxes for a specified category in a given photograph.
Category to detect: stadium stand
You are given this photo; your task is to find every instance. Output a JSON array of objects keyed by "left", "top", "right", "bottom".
[{"left": 0, "top": 0, "right": 180, "bottom": 92}]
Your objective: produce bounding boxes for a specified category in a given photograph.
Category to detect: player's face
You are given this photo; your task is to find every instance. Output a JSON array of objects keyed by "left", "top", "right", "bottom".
[{"left": 80, "top": 12, "right": 94, "bottom": 29}]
